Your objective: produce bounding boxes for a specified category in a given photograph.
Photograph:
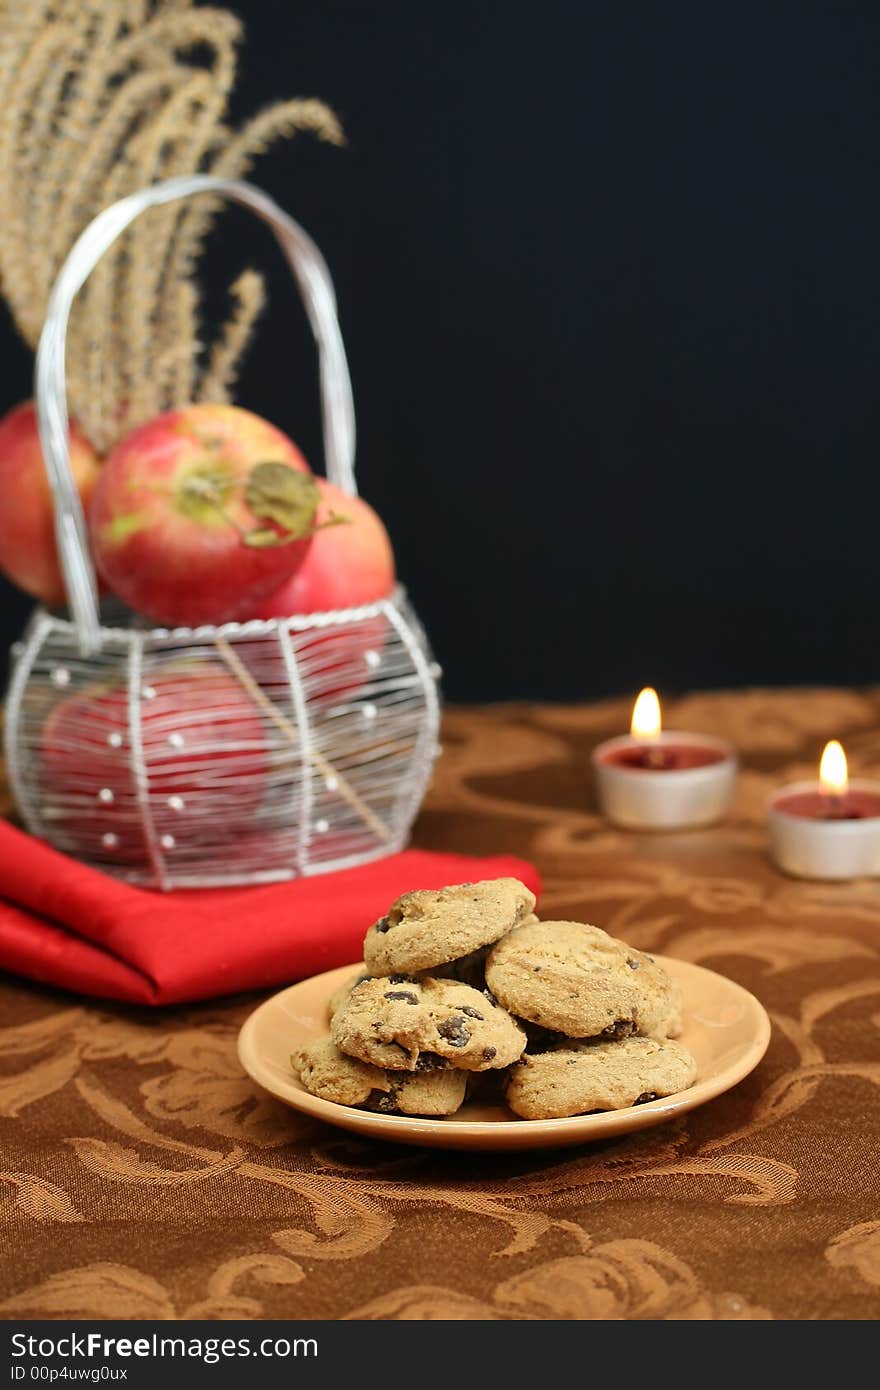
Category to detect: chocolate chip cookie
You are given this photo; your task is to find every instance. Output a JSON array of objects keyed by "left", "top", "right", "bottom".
[
  {"left": 485, "top": 920, "right": 682, "bottom": 1040},
  {"left": 430, "top": 914, "right": 541, "bottom": 990},
  {"left": 292, "top": 1036, "right": 467, "bottom": 1116},
  {"left": 327, "top": 970, "right": 370, "bottom": 1023},
  {"left": 505, "top": 1036, "right": 698, "bottom": 1119},
  {"left": 363, "top": 878, "right": 536, "bottom": 977},
  {"left": 331, "top": 974, "right": 526, "bottom": 1072}
]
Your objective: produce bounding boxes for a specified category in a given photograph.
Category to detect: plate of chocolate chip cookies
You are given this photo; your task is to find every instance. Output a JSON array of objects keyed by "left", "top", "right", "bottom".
[{"left": 237, "top": 878, "right": 771, "bottom": 1150}]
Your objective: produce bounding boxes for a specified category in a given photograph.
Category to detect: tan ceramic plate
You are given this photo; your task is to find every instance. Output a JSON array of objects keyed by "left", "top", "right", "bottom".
[{"left": 237, "top": 957, "right": 771, "bottom": 1151}]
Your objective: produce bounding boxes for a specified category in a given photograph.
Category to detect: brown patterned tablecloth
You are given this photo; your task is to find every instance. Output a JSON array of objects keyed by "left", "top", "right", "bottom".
[{"left": 2, "top": 688, "right": 880, "bottom": 1321}]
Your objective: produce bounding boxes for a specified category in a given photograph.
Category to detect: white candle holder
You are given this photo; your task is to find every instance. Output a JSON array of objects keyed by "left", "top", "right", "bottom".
[
  {"left": 592, "top": 731, "right": 737, "bottom": 831},
  {"left": 768, "top": 780, "right": 880, "bottom": 880}
]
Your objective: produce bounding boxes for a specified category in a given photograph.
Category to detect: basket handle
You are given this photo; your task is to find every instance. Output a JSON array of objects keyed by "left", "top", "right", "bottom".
[{"left": 35, "top": 175, "right": 357, "bottom": 653}]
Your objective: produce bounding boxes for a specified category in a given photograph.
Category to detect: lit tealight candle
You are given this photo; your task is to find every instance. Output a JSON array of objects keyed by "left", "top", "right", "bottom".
[
  {"left": 768, "top": 740, "right": 880, "bottom": 880},
  {"left": 591, "top": 687, "right": 737, "bottom": 830}
]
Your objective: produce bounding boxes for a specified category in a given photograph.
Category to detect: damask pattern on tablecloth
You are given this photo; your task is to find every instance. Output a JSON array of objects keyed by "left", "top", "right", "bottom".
[{"left": 1, "top": 688, "right": 880, "bottom": 1320}]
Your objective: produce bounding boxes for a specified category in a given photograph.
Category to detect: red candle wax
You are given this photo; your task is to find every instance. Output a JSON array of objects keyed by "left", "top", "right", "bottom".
[
  {"left": 599, "top": 742, "right": 727, "bottom": 772},
  {"left": 773, "top": 789, "right": 880, "bottom": 822}
]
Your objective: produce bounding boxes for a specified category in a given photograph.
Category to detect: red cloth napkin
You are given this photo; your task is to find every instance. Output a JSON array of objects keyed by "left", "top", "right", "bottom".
[{"left": 0, "top": 820, "right": 540, "bottom": 1006}]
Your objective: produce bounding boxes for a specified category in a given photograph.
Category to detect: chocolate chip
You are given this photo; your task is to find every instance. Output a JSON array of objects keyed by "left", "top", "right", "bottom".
[
  {"left": 459, "top": 1005, "right": 484, "bottom": 1020},
  {"left": 521, "top": 1026, "right": 560, "bottom": 1054},
  {"left": 600, "top": 1019, "right": 636, "bottom": 1041},
  {"left": 437, "top": 1015, "right": 472, "bottom": 1047},
  {"left": 363, "top": 1090, "right": 401, "bottom": 1114},
  {"left": 481, "top": 1046, "right": 497, "bottom": 1061},
  {"left": 413, "top": 1052, "right": 448, "bottom": 1071},
  {"left": 388, "top": 973, "right": 414, "bottom": 984},
  {"left": 374, "top": 916, "right": 391, "bottom": 933},
  {"left": 384, "top": 989, "right": 418, "bottom": 1004},
  {"left": 634, "top": 1091, "right": 659, "bottom": 1105},
  {"left": 533, "top": 965, "right": 542, "bottom": 972},
  {"left": 432, "top": 947, "right": 488, "bottom": 988},
  {"left": 626, "top": 958, "right": 640, "bottom": 970}
]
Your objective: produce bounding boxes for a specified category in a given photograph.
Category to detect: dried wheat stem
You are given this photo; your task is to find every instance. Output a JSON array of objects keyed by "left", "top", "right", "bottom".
[
  {"left": 26, "top": 28, "right": 81, "bottom": 291},
  {"left": 152, "top": 23, "right": 238, "bottom": 379},
  {"left": 52, "top": 68, "right": 190, "bottom": 266},
  {"left": 0, "top": 5, "right": 50, "bottom": 107},
  {"left": 38, "top": 5, "right": 130, "bottom": 288},
  {"left": 214, "top": 98, "right": 346, "bottom": 170},
  {"left": 198, "top": 269, "right": 266, "bottom": 404},
  {"left": 0, "top": 1, "right": 342, "bottom": 453},
  {"left": 130, "top": 32, "right": 236, "bottom": 417},
  {"left": 167, "top": 98, "right": 343, "bottom": 326},
  {"left": 109, "top": 7, "right": 242, "bottom": 76},
  {"left": 0, "top": 26, "right": 70, "bottom": 340},
  {"left": 77, "top": 149, "right": 139, "bottom": 450},
  {"left": 170, "top": 277, "right": 200, "bottom": 409},
  {"left": 124, "top": 73, "right": 215, "bottom": 425}
]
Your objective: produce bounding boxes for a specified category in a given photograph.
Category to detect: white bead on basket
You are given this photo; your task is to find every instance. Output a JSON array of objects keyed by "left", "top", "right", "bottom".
[{"left": 3, "top": 177, "right": 441, "bottom": 890}]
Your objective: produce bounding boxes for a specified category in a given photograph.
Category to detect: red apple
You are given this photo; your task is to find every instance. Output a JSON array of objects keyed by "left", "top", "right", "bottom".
[
  {"left": 90, "top": 403, "right": 321, "bottom": 627},
  {"left": 40, "top": 659, "right": 267, "bottom": 862},
  {"left": 0, "top": 400, "right": 101, "bottom": 605},
  {"left": 249, "top": 480, "right": 396, "bottom": 703},
  {"left": 252, "top": 480, "right": 395, "bottom": 617}
]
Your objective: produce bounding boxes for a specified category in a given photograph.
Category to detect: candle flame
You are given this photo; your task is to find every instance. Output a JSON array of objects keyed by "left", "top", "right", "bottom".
[
  {"left": 631, "top": 687, "right": 661, "bottom": 740},
  {"left": 819, "top": 740, "right": 848, "bottom": 794}
]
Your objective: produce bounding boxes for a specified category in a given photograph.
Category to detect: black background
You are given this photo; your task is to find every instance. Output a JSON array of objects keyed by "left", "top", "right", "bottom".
[{"left": 1, "top": 0, "right": 878, "bottom": 702}]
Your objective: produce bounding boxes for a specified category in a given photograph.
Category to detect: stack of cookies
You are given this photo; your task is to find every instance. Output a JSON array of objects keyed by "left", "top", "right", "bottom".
[{"left": 290, "top": 877, "right": 698, "bottom": 1120}]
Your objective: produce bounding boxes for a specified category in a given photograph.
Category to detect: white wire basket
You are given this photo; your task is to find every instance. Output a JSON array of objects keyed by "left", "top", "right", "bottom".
[{"left": 3, "top": 176, "right": 441, "bottom": 890}]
